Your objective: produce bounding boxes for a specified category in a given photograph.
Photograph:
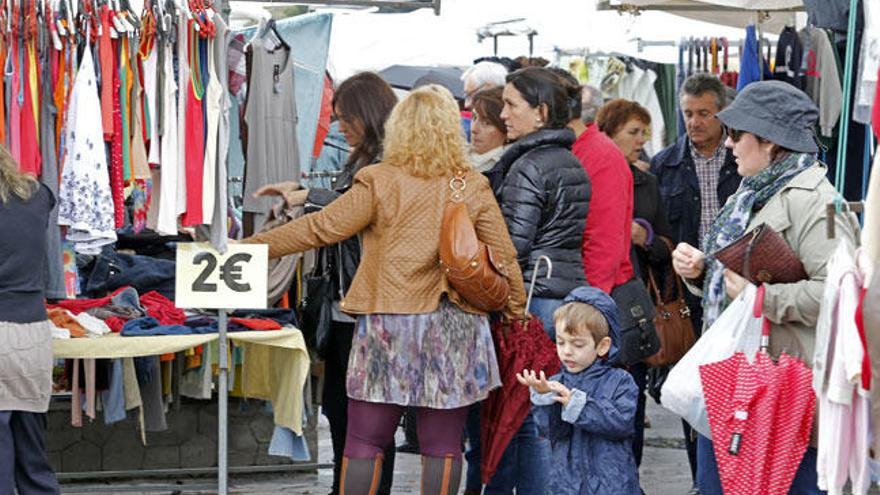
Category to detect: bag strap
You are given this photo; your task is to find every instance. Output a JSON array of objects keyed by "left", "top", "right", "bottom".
[
  {"left": 672, "top": 268, "right": 687, "bottom": 302},
  {"left": 646, "top": 268, "right": 663, "bottom": 304},
  {"left": 742, "top": 224, "right": 764, "bottom": 281}
]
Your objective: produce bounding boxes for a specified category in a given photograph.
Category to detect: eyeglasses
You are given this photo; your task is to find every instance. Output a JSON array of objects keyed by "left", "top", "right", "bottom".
[{"left": 723, "top": 125, "right": 745, "bottom": 143}]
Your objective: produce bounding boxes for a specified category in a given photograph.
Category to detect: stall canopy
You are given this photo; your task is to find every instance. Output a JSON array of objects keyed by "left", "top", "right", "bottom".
[{"left": 597, "top": 0, "right": 803, "bottom": 31}]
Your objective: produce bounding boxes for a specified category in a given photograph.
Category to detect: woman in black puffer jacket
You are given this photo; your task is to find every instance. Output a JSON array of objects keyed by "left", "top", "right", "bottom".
[
  {"left": 493, "top": 67, "right": 591, "bottom": 338},
  {"left": 484, "top": 67, "right": 591, "bottom": 495}
]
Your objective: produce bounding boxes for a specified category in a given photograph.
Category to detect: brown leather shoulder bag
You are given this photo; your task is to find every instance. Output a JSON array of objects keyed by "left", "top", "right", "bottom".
[
  {"left": 439, "top": 172, "right": 510, "bottom": 312},
  {"left": 643, "top": 267, "right": 697, "bottom": 367}
]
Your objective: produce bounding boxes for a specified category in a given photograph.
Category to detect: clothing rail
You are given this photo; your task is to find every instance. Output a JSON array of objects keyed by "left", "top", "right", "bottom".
[
  {"left": 629, "top": 37, "right": 772, "bottom": 55},
  {"left": 826, "top": 201, "right": 865, "bottom": 239}
]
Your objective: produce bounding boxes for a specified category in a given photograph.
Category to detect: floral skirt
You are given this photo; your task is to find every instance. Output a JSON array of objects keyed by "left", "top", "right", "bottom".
[{"left": 346, "top": 299, "right": 501, "bottom": 409}]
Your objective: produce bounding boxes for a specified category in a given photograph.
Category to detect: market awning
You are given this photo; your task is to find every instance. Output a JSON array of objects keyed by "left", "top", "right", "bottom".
[{"left": 596, "top": 0, "right": 803, "bottom": 31}]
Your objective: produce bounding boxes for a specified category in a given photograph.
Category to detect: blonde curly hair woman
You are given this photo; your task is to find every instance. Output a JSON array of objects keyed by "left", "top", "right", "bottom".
[
  {"left": 0, "top": 147, "right": 60, "bottom": 494},
  {"left": 244, "top": 86, "right": 526, "bottom": 494}
]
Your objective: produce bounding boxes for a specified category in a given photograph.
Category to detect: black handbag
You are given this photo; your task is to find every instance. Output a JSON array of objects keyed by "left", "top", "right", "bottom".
[
  {"left": 610, "top": 277, "right": 661, "bottom": 366},
  {"left": 299, "top": 247, "right": 334, "bottom": 358}
]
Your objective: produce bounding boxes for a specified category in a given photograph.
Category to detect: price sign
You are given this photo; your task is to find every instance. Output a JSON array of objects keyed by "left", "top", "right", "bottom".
[{"left": 175, "top": 243, "right": 269, "bottom": 309}]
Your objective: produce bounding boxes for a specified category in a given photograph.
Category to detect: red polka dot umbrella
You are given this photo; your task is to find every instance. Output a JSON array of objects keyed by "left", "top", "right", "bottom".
[{"left": 698, "top": 285, "right": 815, "bottom": 495}]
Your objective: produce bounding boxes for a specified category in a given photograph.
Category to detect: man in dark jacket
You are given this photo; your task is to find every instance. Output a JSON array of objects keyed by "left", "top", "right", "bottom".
[{"left": 649, "top": 74, "right": 741, "bottom": 494}]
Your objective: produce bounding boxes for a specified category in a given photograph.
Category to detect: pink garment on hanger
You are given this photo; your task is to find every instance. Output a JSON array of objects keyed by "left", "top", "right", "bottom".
[
  {"left": 110, "top": 39, "right": 125, "bottom": 228},
  {"left": 181, "top": 81, "right": 204, "bottom": 226},
  {"left": 69, "top": 358, "right": 98, "bottom": 427}
]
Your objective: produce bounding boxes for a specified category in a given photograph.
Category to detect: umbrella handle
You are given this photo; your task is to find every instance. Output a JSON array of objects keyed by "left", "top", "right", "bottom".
[
  {"left": 526, "top": 256, "right": 553, "bottom": 313},
  {"left": 753, "top": 284, "right": 771, "bottom": 351}
]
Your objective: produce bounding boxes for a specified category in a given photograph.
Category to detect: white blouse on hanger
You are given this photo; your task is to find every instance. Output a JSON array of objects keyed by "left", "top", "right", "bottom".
[
  {"left": 201, "top": 34, "right": 223, "bottom": 222},
  {"left": 157, "top": 41, "right": 180, "bottom": 236},
  {"left": 143, "top": 42, "right": 161, "bottom": 166},
  {"left": 57, "top": 48, "right": 117, "bottom": 254}
]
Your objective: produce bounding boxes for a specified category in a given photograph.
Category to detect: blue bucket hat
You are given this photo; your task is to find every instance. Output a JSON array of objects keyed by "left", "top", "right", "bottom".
[
  {"left": 716, "top": 80, "right": 819, "bottom": 154},
  {"left": 563, "top": 287, "right": 621, "bottom": 362}
]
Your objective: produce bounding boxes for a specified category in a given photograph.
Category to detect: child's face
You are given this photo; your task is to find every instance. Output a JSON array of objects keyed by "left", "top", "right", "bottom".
[{"left": 555, "top": 329, "right": 611, "bottom": 373}]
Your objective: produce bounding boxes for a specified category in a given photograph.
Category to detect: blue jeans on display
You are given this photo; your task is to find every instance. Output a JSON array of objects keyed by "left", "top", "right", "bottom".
[
  {"left": 483, "top": 412, "right": 551, "bottom": 494},
  {"left": 528, "top": 297, "right": 565, "bottom": 341},
  {"left": 696, "top": 433, "right": 825, "bottom": 494}
]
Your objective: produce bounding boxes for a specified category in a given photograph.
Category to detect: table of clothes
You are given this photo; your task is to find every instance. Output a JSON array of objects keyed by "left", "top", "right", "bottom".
[{"left": 47, "top": 285, "right": 311, "bottom": 461}]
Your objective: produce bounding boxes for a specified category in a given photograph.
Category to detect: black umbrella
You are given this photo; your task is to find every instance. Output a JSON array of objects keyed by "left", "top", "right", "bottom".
[{"left": 377, "top": 65, "right": 465, "bottom": 100}]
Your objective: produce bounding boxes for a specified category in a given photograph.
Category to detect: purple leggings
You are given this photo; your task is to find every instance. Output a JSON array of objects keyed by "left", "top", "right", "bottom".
[{"left": 344, "top": 399, "right": 469, "bottom": 460}]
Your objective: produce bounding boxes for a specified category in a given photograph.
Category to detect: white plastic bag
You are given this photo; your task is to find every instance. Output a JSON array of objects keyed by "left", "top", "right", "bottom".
[{"left": 660, "top": 283, "right": 764, "bottom": 438}]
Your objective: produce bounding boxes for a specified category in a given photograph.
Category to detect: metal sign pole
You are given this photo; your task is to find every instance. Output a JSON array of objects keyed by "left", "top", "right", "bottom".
[{"left": 218, "top": 309, "right": 229, "bottom": 495}]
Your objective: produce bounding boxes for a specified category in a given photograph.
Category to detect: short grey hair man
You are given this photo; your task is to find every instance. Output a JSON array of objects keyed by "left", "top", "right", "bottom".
[
  {"left": 580, "top": 85, "right": 604, "bottom": 124},
  {"left": 678, "top": 73, "right": 727, "bottom": 110},
  {"left": 678, "top": 74, "right": 730, "bottom": 158},
  {"left": 461, "top": 61, "right": 508, "bottom": 108}
]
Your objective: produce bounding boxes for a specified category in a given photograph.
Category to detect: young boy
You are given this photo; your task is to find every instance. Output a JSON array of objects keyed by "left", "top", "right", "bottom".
[{"left": 517, "top": 286, "right": 641, "bottom": 495}]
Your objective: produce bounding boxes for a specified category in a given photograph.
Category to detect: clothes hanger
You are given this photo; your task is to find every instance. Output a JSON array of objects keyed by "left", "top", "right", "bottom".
[
  {"left": 262, "top": 18, "right": 289, "bottom": 52},
  {"left": 117, "top": 0, "right": 139, "bottom": 35}
]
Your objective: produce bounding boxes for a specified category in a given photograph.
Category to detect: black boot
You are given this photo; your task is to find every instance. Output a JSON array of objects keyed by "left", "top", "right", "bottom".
[
  {"left": 340, "top": 455, "right": 384, "bottom": 495},
  {"left": 420, "top": 455, "right": 462, "bottom": 495}
]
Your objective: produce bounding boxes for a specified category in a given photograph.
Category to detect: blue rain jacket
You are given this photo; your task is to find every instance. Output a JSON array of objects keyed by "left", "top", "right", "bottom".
[
  {"left": 532, "top": 363, "right": 641, "bottom": 495},
  {"left": 533, "top": 286, "right": 640, "bottom": 494}
]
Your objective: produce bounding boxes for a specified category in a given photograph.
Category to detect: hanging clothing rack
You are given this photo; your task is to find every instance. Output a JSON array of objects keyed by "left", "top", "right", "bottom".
[{"left": 630, "top": 36, "right": 771, "bottom": 56}]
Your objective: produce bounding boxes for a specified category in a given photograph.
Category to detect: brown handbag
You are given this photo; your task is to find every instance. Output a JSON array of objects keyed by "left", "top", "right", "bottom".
[
  {"left": 643, "top": 268, "right": 697, "bottom": 367},
  {"left": 713, "top": 223, "right": 808, "bottom": 285},
  {"left": 439, "top": 172, "right": 510, "bottom": 312}
]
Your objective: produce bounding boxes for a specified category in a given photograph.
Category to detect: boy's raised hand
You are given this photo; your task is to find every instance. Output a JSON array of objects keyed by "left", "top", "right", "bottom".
[{"left": 516, "top": 369, "right": 553, "bottom": 394}]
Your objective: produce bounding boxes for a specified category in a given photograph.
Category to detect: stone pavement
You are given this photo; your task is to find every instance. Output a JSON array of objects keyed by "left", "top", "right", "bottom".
[{"left": 62, "top": 398, "right": 695, "bottom": 494}]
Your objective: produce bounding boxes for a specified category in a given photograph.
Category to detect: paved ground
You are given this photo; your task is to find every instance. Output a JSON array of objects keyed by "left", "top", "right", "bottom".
[{"left": 62, "top": 399, "right": 695, "bottom": 494}]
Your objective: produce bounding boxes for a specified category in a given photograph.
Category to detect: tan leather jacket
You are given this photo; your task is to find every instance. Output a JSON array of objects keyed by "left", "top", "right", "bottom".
[{"left": 244, "top": 163, "right": 527, "bottom": 317}]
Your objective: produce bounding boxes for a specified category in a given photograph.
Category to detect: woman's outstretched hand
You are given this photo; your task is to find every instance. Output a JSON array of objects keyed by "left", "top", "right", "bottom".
[
  {"left": 253, "top": 181, "right": 309, "bottom": 206},
  {"left": 672, "top": 242, "right": 706, "bottom": 280}
]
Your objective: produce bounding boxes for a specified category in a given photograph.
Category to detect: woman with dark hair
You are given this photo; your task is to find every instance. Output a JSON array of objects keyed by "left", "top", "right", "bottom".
[
  {"left": 469, "top": 86, "right": 507, "bottom": 189},
  {"left": 255, "top": 71, "right": 398, "bottom": 495},
  {"left": 496, "top": 66, "right": 590, "bottom": 338},
  {"left": 0, "top": 146, "right": 60, "bottom": 494},
  {"left": 484, "top": 66, "right": 591, "bottom": 495}
]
